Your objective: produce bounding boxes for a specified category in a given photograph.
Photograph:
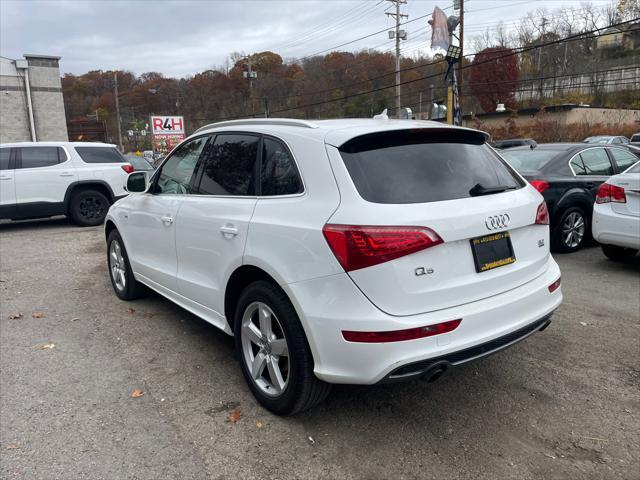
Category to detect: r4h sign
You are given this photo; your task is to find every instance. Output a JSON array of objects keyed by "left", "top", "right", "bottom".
[{"left": 151, "top": 116, "right": 185, "bottom": 135}]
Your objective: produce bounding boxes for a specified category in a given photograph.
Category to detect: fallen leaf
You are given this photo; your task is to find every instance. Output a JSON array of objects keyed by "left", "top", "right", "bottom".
[
  {"left": 579, "top": 321, "right": 587, "bottom": 326},
  {"left": 227, "top": 407, "right": 242, "bottom": 423},
  {"left": 143, "top": 312, "right": 154, "bottom": 319},
  {"left": 256, "top": 421, "right": 264, "bottom": 429},
  {"left": 35, "top": 343, "right": 55, "bottom": 350},
  {"left": 8, "top": 313, "right": 23, "bottom": 320},
  {"left": 6, "top": 443, "right": 21, "bottom": 450},
  {"left": 32, "top": 312, "right": 45, "bottom": 319},
  {"left": 131, "top": 389, "right": 144, "bottom": 398},
  {"left": 71, "top": 317, "right": 80, "bottom": 322},
  {"left": 127, "top": 308, "right": 136, "bottom": 314},
  {"left": 308, "top": 436, "right": 315, "bottom": 445}
]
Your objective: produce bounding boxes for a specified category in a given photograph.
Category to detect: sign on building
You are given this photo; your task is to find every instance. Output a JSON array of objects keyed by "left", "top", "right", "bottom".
[{"left": 151, "top": 115, "right": 185, "bottom": 154}]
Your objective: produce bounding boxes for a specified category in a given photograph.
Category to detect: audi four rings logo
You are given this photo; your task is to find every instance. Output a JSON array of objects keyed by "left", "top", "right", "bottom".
[{"left": 485, "top": 214, "right": 510, "bottom": 230}]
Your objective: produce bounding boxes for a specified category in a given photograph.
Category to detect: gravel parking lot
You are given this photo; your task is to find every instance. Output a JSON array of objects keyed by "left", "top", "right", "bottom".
[{"left": 1, "top": 218, "right": 638, "bottom": 480}]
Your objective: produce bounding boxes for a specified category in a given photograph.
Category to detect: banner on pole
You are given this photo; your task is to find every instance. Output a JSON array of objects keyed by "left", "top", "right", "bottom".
[{"left": 430, "top": 7, "right": 450, "bottom": 51}]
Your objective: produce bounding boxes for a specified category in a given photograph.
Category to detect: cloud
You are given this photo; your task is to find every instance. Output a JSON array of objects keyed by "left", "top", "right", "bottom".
[{"left": 0, "top": 0, "right": 614, "bottom": 78}]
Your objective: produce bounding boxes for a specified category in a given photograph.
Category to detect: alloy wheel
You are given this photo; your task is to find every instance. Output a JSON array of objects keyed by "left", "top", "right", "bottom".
[
  {"left": 79, "top": 196, "right": 105, "bottom": 220},
  {"left": 109, "top": 240, "right": 127, "bottom": 291},
  {"left": 562, "top": 211, "right": 585, "bottom": 248},
  {"left": 240, "top": 302, "right": 290, "bottom": 397}
]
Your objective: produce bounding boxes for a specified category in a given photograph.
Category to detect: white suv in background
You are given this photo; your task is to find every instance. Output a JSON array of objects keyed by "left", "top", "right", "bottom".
[
  {"left": 105, "top": 119, "right": 562, "bottom": 414},
  {"left": 0, "top": 142, "right": 131, "bottom": 226}
]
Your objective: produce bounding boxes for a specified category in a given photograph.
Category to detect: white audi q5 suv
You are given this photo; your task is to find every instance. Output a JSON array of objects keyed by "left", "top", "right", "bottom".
[{"left": 105, "top": 118, "right": 562, "bottom": 414}]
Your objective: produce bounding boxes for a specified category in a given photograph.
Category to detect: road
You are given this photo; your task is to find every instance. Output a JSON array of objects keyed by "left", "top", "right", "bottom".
[{"left": 1, "top": 218, "right": 638, "bottom": 480}]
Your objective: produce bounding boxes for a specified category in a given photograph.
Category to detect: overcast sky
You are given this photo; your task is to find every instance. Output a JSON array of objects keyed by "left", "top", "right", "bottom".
[{"left": 0, "top": 0, "right": 616, "bottom": 78}]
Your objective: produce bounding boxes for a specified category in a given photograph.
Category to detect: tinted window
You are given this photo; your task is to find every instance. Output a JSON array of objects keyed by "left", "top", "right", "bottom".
[
  {"left": 612, "top": 137, "right": 622, "bottom": 144},
  {"left": 610, "top": 148, "right": 638, "bottom": 172},
  {"left": 0, "top": 148, "right": 10, "bottom": 170},
  {"left": 570, "top": 156, "right": 587, "bottom": 175},
  {"left": 339, "top": 130, "right": 523, "bottom": 204},
  {"left": 261, "top": 138, "right": 302, "bottom": 196},
  {"left": 579, "top": 149, "right": 613, "bottom": 175},
  {"left": 196, "top": 134, "right": 258, "bottom": 196},
  {"left": 156, "top": 136, "right": 207, "bottom": 194},
  {"left": 75, "top": 146, "right": 125, "bottom": 163},
  {"left": 19, "top": 147, "right": 63, "bottom": 168},
  {"left": 501, "top": 149, "right": 563, "bottom": 171},
  {"left": 631, "top": 134, "right": 640, "bottom": 142}
]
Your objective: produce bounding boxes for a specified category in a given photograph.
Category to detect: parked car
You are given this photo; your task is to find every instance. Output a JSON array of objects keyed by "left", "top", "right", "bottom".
[
  {"left": 493, "top": 138, "right": 537, "bottom": 150},
  {"left": 500, "top": 143, "right": 639, "bottom": 252},
  {"left": 629, "top": 133, "right": 640, "bottom": 147},
  {"left": 125, "top": 155, "right": 155, "bottom": 172},
  {"left": 583, "top": 135, "right": 629, "bottom": 145},
  {"left": 0, "top": 142, "right": 131, "bottom": 226},
  {"left": 592, "top": 161, "right": 640, "bottom": 261},
  {"left": 105, "top": 118, "right": 562, "bottom": 414}
]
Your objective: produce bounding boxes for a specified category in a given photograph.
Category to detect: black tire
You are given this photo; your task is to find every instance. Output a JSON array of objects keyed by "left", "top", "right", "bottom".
[
  {"left": 601, "top": 244, "right": 638, "bottom": 261},
  {"left": 70, "top": 189, "right": 110, "bottom": 226},
  {"left": 551, "top": 207, "right": 588, "bottom": 253},
  {"left": 234, "top": 280, "right": 331, "bottom": 415},
  {"left": 107, "top": 230, "right": 144, "bottom": 300}
]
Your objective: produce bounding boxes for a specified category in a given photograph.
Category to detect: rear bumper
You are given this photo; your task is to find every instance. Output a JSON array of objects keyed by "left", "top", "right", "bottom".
[
  {"left": 283, "top": 256, "right": 562, "bottom": 385},
  {"left": 380, "top": 314, "right": 552, "bottom": 383},
  {"left": 592, "top": 204, "right": 640, "bottom": 249}
]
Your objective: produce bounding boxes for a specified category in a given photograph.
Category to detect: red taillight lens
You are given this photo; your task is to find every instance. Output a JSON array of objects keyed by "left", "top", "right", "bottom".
[
  {"left": 121, "top": 164, "right": 134, "bottom": 174},
  {"left": 530, "top": 180, "right": 549, "bottom": 193},
  {"left": 322, "top": 224, "right": 443, "bottom": 272},
  {"left": 342, "top": 319, "right": 462, "bottom": 343},
  {"left": 596, "top": 183, "right": 626, "bottom": 204},
  {"left": 548, "top": 276, "right": 561, "bottom": 293},
  {"left": 535, "top": 201, "right": 550, "bottom": 225}
]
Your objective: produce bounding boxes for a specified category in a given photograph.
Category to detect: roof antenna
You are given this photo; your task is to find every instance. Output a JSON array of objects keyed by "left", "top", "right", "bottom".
[{"left": 373, "top": 109, "right": 388, "bottom": 120}]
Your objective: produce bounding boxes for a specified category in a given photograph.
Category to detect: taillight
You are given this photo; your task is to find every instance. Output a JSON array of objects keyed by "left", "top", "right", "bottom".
[
  {"left": 121, "top": 164, "right": 134, "bottom": 174},
  {"left": 322, "top": 224, "right": 443, "bottom": 272},
  {"left": 596, "top": 183, "right": 626, "bottom": 204},
  {"left": 535, "top": 202, "right": 549, "bottom": 225},
  {"left": 342, "top": 319, "right": 461, "bottom": 343},
  {"left": 548, "top": 277, "right": 561, "bottom": 293},
  {"left": 530, "top": 180, "right": 549, "bottom": 193}
]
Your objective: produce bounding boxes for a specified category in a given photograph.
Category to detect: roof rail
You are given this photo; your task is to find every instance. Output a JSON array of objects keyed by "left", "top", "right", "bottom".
[{"left": 194, "top": 118, "right": 318, "bottom": 134}]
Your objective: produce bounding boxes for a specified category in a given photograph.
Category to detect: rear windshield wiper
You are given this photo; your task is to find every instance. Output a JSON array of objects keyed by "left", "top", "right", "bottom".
[{"left": 469, "top": 183, "right": 517, "bottom": 197}]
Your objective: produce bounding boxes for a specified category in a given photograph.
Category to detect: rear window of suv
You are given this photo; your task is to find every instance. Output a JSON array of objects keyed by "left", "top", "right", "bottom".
[
  {"left": 75, "top": 146, "right": 125, "bottom": 163},
  {"left": 339, "top": 129, "right": 524, "bottom": 204}
]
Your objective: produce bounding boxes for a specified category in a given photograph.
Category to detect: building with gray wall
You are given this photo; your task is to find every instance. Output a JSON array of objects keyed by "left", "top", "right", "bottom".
[{"left": 0, "top": 54, "right": 68, "bottom": 143}]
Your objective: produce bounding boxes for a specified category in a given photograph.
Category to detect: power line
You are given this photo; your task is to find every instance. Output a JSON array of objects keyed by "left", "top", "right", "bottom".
[{"left": 253, "top": 20, "right": 640, "bottom": 118}]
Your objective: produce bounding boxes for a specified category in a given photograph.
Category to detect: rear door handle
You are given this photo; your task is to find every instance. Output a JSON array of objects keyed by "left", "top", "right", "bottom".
[
  {"left": 220, "top": 225, "right": 238, "bottom": 237},
  {"left": 60, "top": 172, "right": 75, "bottom": 177},
  {"left": 161, "top": 216, "right": 174, "bottom": 224}
]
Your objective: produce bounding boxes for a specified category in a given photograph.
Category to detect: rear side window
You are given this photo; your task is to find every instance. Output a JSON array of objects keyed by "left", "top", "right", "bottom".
[
  {"left": 75, "top": 146, "right": 125, "bottom": 163},
  {"left": 196, "top": 134, "right": 259, "bottom": 196},
  {"left": 0, "top": 148, "right": 10, "bottom": 170},
  {"left": 501, "top": 149, "right": 562, "bottom": 171},
  {"left": 339, "top": 130, "right": 523, "bottom": 204},
  {"left": 609, "top": 148, "right": 638, "bottom": 172},
  {"left": 579, "top": 149, "right": 613, "bottom": 175},
  {"left": 261, "top": 137, "right": 302, "bottom": 196},
  {"left": 18, "top": 147, "right": 64, "bottom": 168}
]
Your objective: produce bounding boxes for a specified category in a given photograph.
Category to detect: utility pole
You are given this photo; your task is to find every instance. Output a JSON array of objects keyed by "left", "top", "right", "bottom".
[
  {"left": 456, "top": 0, "right": 464, "bottom": 120},
  {"left": 386, "top": 0, "right": 407, "bottom": 118},
  {"left": 243, "top": 55, "right": 258, "bottom": 115},
  {"left": 114, "top": 72, "right": 123, "bottom": 152},
  {"left": 537, "top": 17, "right": 548, "bottom": 101}
]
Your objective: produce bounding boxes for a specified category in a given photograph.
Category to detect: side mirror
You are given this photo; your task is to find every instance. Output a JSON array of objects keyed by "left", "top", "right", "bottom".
[{"left": 126, "top": 171, "right": 149, "bottom": 193}]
